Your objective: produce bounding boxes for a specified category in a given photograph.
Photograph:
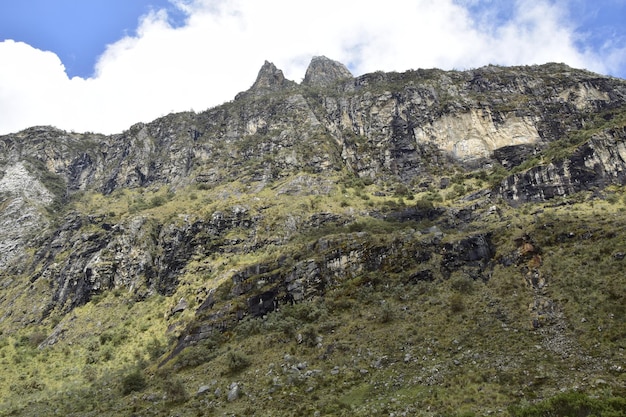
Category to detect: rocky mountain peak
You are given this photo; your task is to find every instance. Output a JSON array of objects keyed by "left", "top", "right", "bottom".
[
  {"left": 249, "top": 60, "right": 292, "bottom": 92},
  {"left": 303, "top": 55, "right": 353, "bottom": 87}
]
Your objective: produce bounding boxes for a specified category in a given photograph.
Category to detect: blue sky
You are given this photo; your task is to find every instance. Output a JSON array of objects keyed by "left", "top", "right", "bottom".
[
  {"left": 0, "top": 0, "right": 625, "bottom": 135},
  {"left": 0, "top": 0, "right": 186, "bottom": 78}
]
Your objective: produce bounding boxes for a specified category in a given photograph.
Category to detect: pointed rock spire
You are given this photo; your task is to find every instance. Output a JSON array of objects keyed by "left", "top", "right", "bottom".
[
  {"left": 251, "top": 61, "right": 291, "bottom": 91},
  {"left": 303, "top": 56, "right": 353, "bottom": 88}
]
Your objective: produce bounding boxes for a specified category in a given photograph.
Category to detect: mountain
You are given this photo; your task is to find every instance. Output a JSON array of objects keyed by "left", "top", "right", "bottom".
[{"left": 0, "top": 56, "right": 625, "bottom": 416}]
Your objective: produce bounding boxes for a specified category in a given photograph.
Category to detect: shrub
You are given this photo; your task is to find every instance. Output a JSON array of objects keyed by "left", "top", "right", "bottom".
[
  {"left": 283, "top": 301, "right": 327, "bottom": 323},
  {"left": 606, "top": 193, "right": 619, "bottom": 204},
  {"left": 450, "top": 276, "right": 474, "bottom": 294},
  {"left": 300, "top": 325, "right": 319, "bottom": 348},
  {"left": 378, "top": 302, "right": 395, "bottom": 324},
  {"left": 28, "top": 331, "right": 47, "bottom": 348},
  {"left": 415, "top": 198, "right": 434, "bottom": 211},
  {"left": 163, "top": 376, "right": 188, "bottom": 404},
  {"left": 424, "top": 191, "right": 443, "bottom": 202},
  {"left": 235, "top": 316, "right": 262, "bottom": 338},
  {"left": 174, "top": 334, "right": 222, "bottom": 369},
  {"left": 100, "top": 346, "right": 114, "bottom": 362},
  {"left": 227, "top": 351, "right": 251, "bottom": 374},
  {"left": 105, "top": 328, "right": 128, "bottom": 346},
  {"left": 449, "top": 294, "right": 465, "bottom": 313},
  {"left": 509, "top": 391, "right": 626, "bottom": 417},
  {"left": 146, "top": 337, "right": 166, "bottom": 361},
  {"left": 452, "top": 183, "right": 466, "bottom": 196},
  {"left": 85, "top": 351, "right": 98, "bottom": 364},
  {"left": 120, "top": 370, "right": 147, "bottom": 395},
  {"left": 488, "top": 164, "right": 508, "bottom": 186},
  {"left": 264, "top": 314, "right": 299, "bottom": 338},
  {"left": 82, "top": 365, "right": 97, "bottom": 382},
  {"left": 394, "top": 184, "right": 409, "bottom": 197},
  {"left": 149, "top": 195, "right": 167, "bottom": 208}
]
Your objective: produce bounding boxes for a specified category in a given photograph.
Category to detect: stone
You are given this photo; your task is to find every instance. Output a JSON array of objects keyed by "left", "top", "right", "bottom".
[
  {"left": 414, "top": 108, "right": 541, "bottom": 162},
  {"left": 171, "top": 298, "right": 188, "bottom": 315},
  {"left": 425, "top": 226, "right": 444, "bottom": 238},
  {"left": 0, "top": 66, "right": 622, "bottom": 312},
  {"left": 197, "top": 385, "right": 211, "bottom": 395},
  {"left": 227, "top": 382, "right": 241, "bottom": 402}
]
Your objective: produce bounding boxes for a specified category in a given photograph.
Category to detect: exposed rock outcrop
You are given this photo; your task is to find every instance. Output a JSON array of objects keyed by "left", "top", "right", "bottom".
[
  {"left": 1, "top": 60, "right": 624, "bottom": 200},
  {"left": 303, "top": 55, "right": 353, "bottom": 88},
  {"left": 1, "top": 57, "right": 626, "bottom": 324},
  {"left": 248, "top": 60, "right": 296, "bottom": 93},
  {"left": 0, "top": 162, "right": 53, "bottom": 269},
  {"left": 169, "top": 230, "right": 495, "bottom": 358},
  {"left": 497, "top": 127, "right": 626, "bottom": 203},
  {"left": 413, "top": 108, "right": 541, "bottom": 161}
]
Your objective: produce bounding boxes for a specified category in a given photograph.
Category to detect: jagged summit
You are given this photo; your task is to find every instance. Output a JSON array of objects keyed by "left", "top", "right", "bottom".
[
  {"left": 249, "top": 60, "right": 294, "bottom": 92},
  {"left": 245, "top": 56, "right": 353, "bottom": 96},
  {"left": 303, "top": 55, "right": 353, "bottom": 87}
]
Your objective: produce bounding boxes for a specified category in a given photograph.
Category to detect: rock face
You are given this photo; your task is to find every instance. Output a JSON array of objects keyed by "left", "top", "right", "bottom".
[
  {"left": 248, "top": 61, "right": 296, "bottom": 93},
  {"left": 413, "top": 108, "right": 540, "bottom": 161},
  {"left": 302, "top": 56, "right": 353, "bottom": 87},
  {"left": 497, "top": 127, "right": 626, "bottom": 203},
  {"left": 169, "top": 229, "right": 494, "bottom": 357},
  {"left": 27, "top": 205, "right": 256, "bottom": 314},
  {"left": 0, "top": 162, "right": 53, "bottom": 268},
  {"left": 0, "top": 57, "right": 626, "bottom": 327},
  {"left": 1, "top": 60, "right": 624, "bottom": 197}
]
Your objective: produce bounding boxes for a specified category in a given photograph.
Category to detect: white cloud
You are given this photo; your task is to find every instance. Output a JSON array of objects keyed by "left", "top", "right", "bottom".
[
  {"left": 0, "top": 0, "right": 622, "bottom": 135},
  {"left": 0, "top": 40, "right": 69, "bottom": 132}
]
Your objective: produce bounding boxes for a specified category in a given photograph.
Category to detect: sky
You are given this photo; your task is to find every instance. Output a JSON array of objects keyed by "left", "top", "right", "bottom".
[{"left": 0, "top": 0, "right": 625, "bottom": 135}]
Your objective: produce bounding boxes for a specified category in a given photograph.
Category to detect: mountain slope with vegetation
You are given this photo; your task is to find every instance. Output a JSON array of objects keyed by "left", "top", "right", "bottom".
[{"left": 0, "top": 57, "right": 625, "bottom": 416}]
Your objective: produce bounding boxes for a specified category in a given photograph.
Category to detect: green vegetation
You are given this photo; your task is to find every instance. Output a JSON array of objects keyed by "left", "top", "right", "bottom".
[
  {"left": 120, "top": 370, "right": 147, "bottom": 395},
  {"left": 510, "top": 391, "right": 626, "bottom": 417},
  {"left": 0, "top": 171, "right": 624, "bottom": 416},
  {"left": 1, "top": 64, "right": 626, "bottom": 416}
]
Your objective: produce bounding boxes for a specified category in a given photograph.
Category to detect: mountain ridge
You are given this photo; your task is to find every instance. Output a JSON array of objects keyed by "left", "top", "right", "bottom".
[{"left": 0, "top": 57, "right": 625, "bottom": 416}]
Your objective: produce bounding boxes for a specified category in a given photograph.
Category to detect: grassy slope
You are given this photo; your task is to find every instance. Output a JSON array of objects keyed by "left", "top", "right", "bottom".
[{"left": 1, "top": 170, "right": 625, "bottom": 417}]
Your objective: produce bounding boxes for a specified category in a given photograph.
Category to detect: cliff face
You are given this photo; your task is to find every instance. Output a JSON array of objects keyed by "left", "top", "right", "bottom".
[
  {"left": 496, "top": 127, "right": 626, "bottom": 203},
  {"left": 1, "top": 58, "right": 625, "bottom": 318},
  {"left": 3, "top": 61, "right": 624, "bottom": 193},
  {"left": 1, "top": 58, "right": 626, "bottom": 416},
  {"left": 1, "top": 58, "right": 625, "bottom": 316},
  {"left": 0, "top": 162, "right": 53, "bottom": 268}
]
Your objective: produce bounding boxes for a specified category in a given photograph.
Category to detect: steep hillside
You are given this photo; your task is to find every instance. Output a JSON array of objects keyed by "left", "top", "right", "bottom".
[{"left": 0, "top": 57, "right": 625, "bottom": 416}]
